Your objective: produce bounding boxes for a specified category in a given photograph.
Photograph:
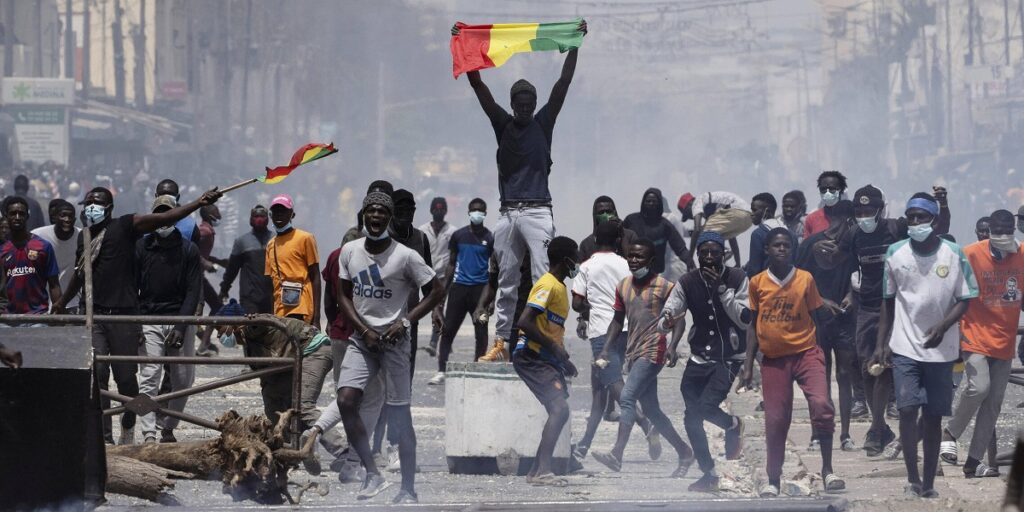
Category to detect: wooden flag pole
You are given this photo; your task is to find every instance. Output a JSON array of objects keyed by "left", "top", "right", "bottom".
[{"left": 219, "top": 178, "right": 259, "bottom": 194}]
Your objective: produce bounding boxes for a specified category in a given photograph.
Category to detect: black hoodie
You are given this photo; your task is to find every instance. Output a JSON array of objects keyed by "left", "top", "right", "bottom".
[
  {"left": 579, "top": 196, "right": 638, "bottom": 261},
  {"left": 622, "top": 188, "right": 690, "bottom": 274}
]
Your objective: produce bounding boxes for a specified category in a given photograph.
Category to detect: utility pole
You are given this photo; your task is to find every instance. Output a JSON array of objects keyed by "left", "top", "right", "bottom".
[
  {"left": 34, "top": 0, "right": 42, "bottom": 76},
  {"left": 132, "top": 0, "right": 146, "bottom": 108},
  {"left": 1004, "top": 0, "right": 1012, "bottom": 128},
  {"left": 5, "top": 0, "right": 16, "bottom": 76},
  {"left": 945, "top": 0, "right": 953, "bottom": 149},
  {"left": 64, "top": 0, "right": 73, "bottom": 79},
  {"left": 112, "top": 0, "right": 125, "bottom": 105},
  {"left": 240, "top": 0, "right": 252, "bottom": 133},
  {"left": 82, "top": 0, "right": 90, "bottom": 99},
  {"left": 967, "top": 0, "right": 975, "bottom": 65}
]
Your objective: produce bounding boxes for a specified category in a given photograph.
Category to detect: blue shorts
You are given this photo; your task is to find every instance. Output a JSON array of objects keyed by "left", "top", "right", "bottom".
[
  {"left": 589, "top": 334, "right": 625, "bottom": 389},
  {"left": 891, "top": 353, "right": 954, "bottom": 417}
]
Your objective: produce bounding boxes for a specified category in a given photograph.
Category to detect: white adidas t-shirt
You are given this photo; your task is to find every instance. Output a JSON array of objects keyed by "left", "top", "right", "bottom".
[
  {"left": 571, "top": 250, "right": 631, "bottom": 339},
  {"left": 883, "top": 238, "right": 979, "bottom": 362}
]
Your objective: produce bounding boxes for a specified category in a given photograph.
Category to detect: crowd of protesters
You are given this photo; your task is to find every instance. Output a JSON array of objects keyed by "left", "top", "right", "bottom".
[{"left": 1, "top": 19, "right": 1023, "bottom": 506}]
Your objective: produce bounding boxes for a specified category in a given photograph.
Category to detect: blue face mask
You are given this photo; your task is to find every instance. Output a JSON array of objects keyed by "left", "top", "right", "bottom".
[
  {"left": 567, "top": 259, "right": 580, "bottom": 279},
  {"left": 84, "top": 204, "right": 107, "bottom": 225},
  {"left": 220, "top": 333, "right": 236, "bottom": 348},
  {"left": 907, "top": 223, "right": 934, "bottom": 242},
  {"left": 632, "top": 267, "right": 650, "bottom": 279},
  {"left": 274, "top": 222, "right": 292, "bottom": 234},
  {"left": 821, "top": 191, "right": 840, "bottom": 207},
  {"left": 362, "top": 226, "right": 390, "bottom": 241},
  {"left": 469, "top": 211, "right": 486, "bottom": 225}
]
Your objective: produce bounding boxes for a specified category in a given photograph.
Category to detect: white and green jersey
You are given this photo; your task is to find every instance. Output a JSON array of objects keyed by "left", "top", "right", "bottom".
[{"left": 882, "top": 238, "right": 979, "bottom": 362}]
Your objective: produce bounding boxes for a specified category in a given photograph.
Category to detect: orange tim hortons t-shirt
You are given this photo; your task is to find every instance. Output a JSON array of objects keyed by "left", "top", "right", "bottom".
[
  {"left": 959, "top": 240, "right": 1024, "bottom": 360},
  {"left": 749, "top": 267, "right": 825, "bottom": 358}
]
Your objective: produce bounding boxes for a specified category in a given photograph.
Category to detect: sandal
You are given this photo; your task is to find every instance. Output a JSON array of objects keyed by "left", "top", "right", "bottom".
[
  {"left": 966, "top": 462, "right": 1000, "bottom": 478},
  {"left": 939, "top": 440, "right": 958, "bottom": 465},
  {"left": 670, "top": 457, "right": 695, "bottom": 479},
  {"left": 823, "top": 473, "right": 846, "bottom": 492},
  {"left": 528, "top": 473, "right": 568, "bottom": 487},
  {"left": 591, "top": 451, "right": 622, "bottom": 472}
]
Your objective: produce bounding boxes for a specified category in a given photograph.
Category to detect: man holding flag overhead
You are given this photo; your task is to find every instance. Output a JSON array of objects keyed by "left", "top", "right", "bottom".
[{"left": 452, "top": 19, "right": 587, "bottom": 362}]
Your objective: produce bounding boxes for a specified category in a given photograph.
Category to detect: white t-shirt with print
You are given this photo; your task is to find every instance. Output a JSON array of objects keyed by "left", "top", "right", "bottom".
[
  {"left": 571, "top": 251, "right": 631, "bottom": 339},
  {"left": 883, "top": 238, "right": 979, "bottom": 362},
  {"left": 339, "top": 239, "right": 435, "bottom": 329},
  {"left": 31, "top": 224, "right": 81, "bottom": 308}
]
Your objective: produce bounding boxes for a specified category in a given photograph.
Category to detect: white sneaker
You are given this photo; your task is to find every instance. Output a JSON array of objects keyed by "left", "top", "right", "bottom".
[
  {"left": 428, "top": 372, "right": 446, "bottom": 385},
  {"left": 386, "top": 444, "right": 401, "bottom": 473}
]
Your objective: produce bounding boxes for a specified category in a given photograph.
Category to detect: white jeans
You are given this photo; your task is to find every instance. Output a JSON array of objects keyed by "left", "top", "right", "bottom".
[
  {"left": 138, "top": 324, "right": 196, "bottom": 436},
  {"left": 493, "top": 206, "right": 555, "bottom": 340}
]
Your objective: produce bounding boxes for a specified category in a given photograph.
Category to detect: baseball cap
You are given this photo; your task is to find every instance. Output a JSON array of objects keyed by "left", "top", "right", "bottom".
[
  {"left": 678, "top": 193, "right": 695, "bottom": 210},
  {"left": 270, "top": 194, "right": 294, "bottom": 210},
  {"left": 151, "top": 194, "right": 177, "bottom": 212},
  {"left": 853, "top": 185, "right": 884, "bottom": 209}
]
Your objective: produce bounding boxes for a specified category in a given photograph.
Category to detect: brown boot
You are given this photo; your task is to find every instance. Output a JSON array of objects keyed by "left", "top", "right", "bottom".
[{"left": 478, "top": 337, "right": 509, "bottom": 362}]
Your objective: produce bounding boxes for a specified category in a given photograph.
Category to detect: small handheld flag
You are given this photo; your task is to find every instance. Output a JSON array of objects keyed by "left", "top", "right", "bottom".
[
  {"left": 219, "top": 142, "right": 338, "bottom": 194},
  {"left": 450, "top": 19, "right": 585, "bottom": 79}
]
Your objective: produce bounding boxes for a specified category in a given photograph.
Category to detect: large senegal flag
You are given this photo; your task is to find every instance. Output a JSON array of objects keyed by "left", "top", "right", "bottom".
[
  {"left": 451, "top": 19, "right": 584, "bottom": 78},
  {"left": 259, "top": 143, "right": 337, "bottom": 184}
]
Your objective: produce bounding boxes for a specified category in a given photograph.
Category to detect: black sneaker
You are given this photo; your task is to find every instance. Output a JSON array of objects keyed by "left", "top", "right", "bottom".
[
  {"left": 879, "top": 426, "right": 896, "bottom": 451},
  {"left": 160, "top": 429, "right": 177, "bottom": 443},
  {"left": 886, "top": 402, "right": 899, "bottom": 420},
  {"left": 688, "top": 473, "right": 720, "bottom": 492},
  {"left": 863, "top": 429, "right": 881, "bottom": 456},
  {"left": 357, "top": 473, "right": 391, "bottom": 500},
  {"left": 850, "top": 400, "right": 869, "bottom": 419},
  {"left": 422, "top": 344, "right": 437, "bottom": 357}
]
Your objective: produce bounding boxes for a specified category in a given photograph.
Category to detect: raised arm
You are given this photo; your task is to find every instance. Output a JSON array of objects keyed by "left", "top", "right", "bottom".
[
  {"left": 547, "top": 21, "right": 587, "bottom": 117},
  {"left": 466, "top": 71, "right": 506, "bottom": 126},
  {"left": 133, "top": 188, "right": 222, "bottom": 233}
]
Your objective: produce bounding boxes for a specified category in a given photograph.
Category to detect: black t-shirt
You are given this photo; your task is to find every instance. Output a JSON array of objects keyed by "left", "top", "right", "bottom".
[
  {"left": 845, "top": 217, "right": 907, "bottom": 309},
  {"left": 796, "top": 231, "right": 857, "bottom": 303},
  {"left": 77, "top": 214, "right": 141, "bottom": 310},
  {"left": 620, "top": 214, "right": 687, "bottom": 274},
  {"left": 491, "top": 105, "right": 555, "bottom": 203}
]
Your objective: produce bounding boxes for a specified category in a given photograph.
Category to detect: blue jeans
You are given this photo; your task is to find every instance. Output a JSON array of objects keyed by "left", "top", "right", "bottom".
[
  {"left": 589, "top": 334, "right": 625, "bottom": 389},
  {"left": 619, "top": 358, "right": 672, "bottom": 436}
]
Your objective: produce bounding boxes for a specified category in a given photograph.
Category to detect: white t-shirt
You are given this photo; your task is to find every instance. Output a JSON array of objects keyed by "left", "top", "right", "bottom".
[
  {"left": 692, "top": 191, "right": 751, "bottom": 216},
  {"left": 420, "top": 221, "right": 457, "bottom": 275},
  {"left": 31, "top": 224, "right": 81, "bottom": 308},
  {"left": 883, "top": 238, "right": 979, "bottom": 362},
  {"left": 339, "top": 239, "right": 435, "bottom": 329},
  {"left": 571, "top": 251, "right": 631, "bottom": 339}
]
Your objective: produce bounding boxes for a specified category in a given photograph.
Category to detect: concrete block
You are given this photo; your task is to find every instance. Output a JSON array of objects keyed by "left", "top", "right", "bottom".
[{"left": 444, "top": 361, "right": 571, "bottom": 475}]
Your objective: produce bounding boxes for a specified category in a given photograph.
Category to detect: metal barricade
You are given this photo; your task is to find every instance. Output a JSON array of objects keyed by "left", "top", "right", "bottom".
[{"left": 0, "top": 314, "right": 304, "bottom": 447}]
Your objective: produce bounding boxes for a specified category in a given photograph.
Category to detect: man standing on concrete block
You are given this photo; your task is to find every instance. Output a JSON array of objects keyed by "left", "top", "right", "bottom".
[
  {"left": 335, "top": 192, "right": 444, "bottom": 504},
  {"left": 512, "top": 236, "right": 581, "bottom": 486},
  {"left": 871, "top": 194, "right": 977, "bottom": 499},
  {"left": 458, "top": 20, "right": 587, "bottom": 363},
  {"left": 591, "top": 239, "right": 695, "bottom": 478},
  {"left": 941, "top": 209, "right": 1024, "bottom": 478}
]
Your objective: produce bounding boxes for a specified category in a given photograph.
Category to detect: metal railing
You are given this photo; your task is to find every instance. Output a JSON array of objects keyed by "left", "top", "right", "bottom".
[{"left": 0, "top": 314, "right": 304, "bottom": 446}]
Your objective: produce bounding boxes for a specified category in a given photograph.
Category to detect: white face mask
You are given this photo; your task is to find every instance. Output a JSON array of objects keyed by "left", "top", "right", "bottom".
[
  {"left": 154, "top": 226, "right": 175, "bottom": 238},
  {"left": 856, "top": 216, "right": 879, "bottom": 233},
  {"left": 821, "top": 191, "right": 840, "bottom": 207},
  {"left": 990, "top": 234, "right": 1019, "bottom": 253},
  {"left": 907, "top": 223, "right": 934, "bottom": 242},
  {"left": 469, "top": 211, "right": 486, "bottom": 225},
  {"left": 631, "top": 267, "right": 650, "bottom": 279},
  {"left": 362, "top": 226, "right": 390, "bottom": 241},
  {"left": 84, "top": 204, "right": 107, "bottom": 225}
]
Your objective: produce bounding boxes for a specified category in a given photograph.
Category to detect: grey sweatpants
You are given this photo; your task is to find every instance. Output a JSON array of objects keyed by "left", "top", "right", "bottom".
[
  {"left": 946, "top": 351, "right": 1012, "bottom": 461},
  {"left": 138, "top": 324, "right": 196, "bottom": 436},
  {"left": 493, "top": 206, "right": 555, "bottom": 340}
]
